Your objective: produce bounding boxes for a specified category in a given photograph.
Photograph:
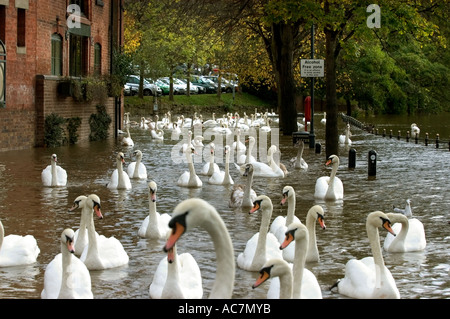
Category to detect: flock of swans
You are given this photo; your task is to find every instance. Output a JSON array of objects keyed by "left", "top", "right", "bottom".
[{"left": 0, "top": 111, "right": 427, "bottom": 300}]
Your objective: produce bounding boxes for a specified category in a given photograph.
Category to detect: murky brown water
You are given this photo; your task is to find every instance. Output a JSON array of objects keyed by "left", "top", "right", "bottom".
[{"left": 0, "top": 112, "right": 449, "bottom": 299}]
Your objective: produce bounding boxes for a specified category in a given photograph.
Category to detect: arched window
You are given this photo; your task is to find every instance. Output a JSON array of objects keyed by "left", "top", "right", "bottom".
[
  {"left": 51, "top": 33, "right": 62, "bottom": 76},
  {"left": 94, "top": 43, "right": 101, "bottom": 76}
]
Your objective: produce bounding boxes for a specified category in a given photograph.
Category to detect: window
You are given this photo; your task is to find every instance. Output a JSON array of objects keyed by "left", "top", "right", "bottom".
[
  {"left": 0, "top": 6, "right": 5, "bottom": 44},
  {"left": 17, "top": 8, "right": 26, "bottom": 47},
  {"left": 94, "top": 43, "right": 101, "bottom": 76},
  {"left": 70, "top": 0, "right": 88, "bottom": 17},
  {"left": 51, "top": 34, "right": 62, "bottom": 76},
  {"left": 69, "top": 34, "right": 88, "bottom": 77}
]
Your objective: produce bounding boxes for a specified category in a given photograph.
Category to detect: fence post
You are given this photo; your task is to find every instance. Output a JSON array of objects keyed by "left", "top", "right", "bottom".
[
  {"left": 368, "top": 150, "right": 377, "bottom": 179},
  {"left": 349, "top": 148, "right": 356, "bottom": 169}
]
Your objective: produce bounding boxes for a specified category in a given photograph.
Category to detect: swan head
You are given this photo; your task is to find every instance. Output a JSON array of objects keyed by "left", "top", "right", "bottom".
[
  {"left": 61, "top": 228, "right": 75, "bottom": 253},
  {"left": 280, "top": 186, "right": 295, "bottom": 205},
  {"left": 133, "top": 150, "right": 143, "bottom": 159},
  {"left": 117, "top": 152, "right": 126, "bottom": 164},
  {"left": 163, "top": 198, "right": 218, "bottom": 252},
  {"left": 367, "top": 211, "right": 395, "bottom": 236},
  {"left": 68, "top": 195, "right": 88, "bottom": 212},
  {"left": 51, "top": 154, "right": 58, "bottom": 162},
  {"left": 209, "top": 143, "right": 215, "bottom": 154},
  {"left": 148, "top": 181, "right": 157, "bottom": 202},
  {"left": 87, "top": 194, "right": 103, "bottom": 219},
  {"left": 252, "top": 258, "right": 291, "bottom": 289},
  {"left": 386, "top": 212, "right": 408, "bottom": 227},
  {"left": 326, "top": 154, "right": 339, "bottom": 166},
  {"left": 242, "top": 164, "right": 254, "bottom": 177},
  {"left": 280, "top": 222, "right": 308, "bottom": 249},
  {"left": 224, "top": 145, "right": 230, "bottom": 154},
  {"left": 309, "top": 205, "right": 326, "bottom": 230},
  {"left": 249, "top": 195, "right": 272, "bottom": 216}
]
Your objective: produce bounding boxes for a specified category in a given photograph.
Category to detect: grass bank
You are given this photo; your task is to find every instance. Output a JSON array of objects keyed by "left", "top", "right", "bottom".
[{"left": 124, "top": 92, "right": 276, "bottom": 118}]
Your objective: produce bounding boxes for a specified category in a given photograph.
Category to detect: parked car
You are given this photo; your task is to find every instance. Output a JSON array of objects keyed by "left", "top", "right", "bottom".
[
  {"left": 125, "top": 75, "right": 161, "bottom": 96},
  {"left": 145, "top": 78, "right": 163, "bottom": 96},
  {"left": 204, "top": 75, "right": 238, "bottom": 93},
  {"left": 178, "top": 78, "right": 206, "bottom": 94},
  {"left": 124, "top": 84, "right": 132, "bottom": 96},
  {"left": 159, "top": 77, "right": 186, "bottom": 95},
  {"left": 173, "top": 77, "right": 198, "bottom": 95},
  {"left": 155, "top": 78, "right": 170, "bottom": 95},
  {"left": 190, "top": 75, "right": 218, "bottom": 94}
]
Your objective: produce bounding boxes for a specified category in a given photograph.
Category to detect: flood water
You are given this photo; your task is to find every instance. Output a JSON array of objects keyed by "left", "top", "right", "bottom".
[{"left": 0, "top": 111, "right": 449, "bottom": 300}]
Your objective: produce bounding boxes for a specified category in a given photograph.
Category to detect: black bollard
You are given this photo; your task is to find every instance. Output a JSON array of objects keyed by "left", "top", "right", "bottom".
[
  {"left": 436, "top": 134, "right": 440, "bottom": 149},
  {"left": 315, "top": 142, "right": 321, "bottom": 154},
  {"left": 389, "top": 130, "right": 393, "bottom": 138},
  {"left": 368, "top": 150, "right": 377, "bottom": 178},
  {"left": 406, "top": 131, "right": 410, "bottom": 142},
  {"left": 425, "top": 133, "right": 428, "bottom": 146},
  {"left": 349, "top": 148, "right": 356, "bottom": 169},
  {"left": 383, "top": 129, "right": 386, "bottom": 137}
]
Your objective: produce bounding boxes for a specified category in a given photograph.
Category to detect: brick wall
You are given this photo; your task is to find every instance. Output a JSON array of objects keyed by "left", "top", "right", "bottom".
[{"left": 35, "top": 75, "right": 115, "bottom": 148}]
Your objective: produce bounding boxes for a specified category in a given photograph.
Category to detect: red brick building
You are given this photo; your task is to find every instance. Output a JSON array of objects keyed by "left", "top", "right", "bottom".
[{"left": 0, "top": 0, "right": 124, "bottom": 151}]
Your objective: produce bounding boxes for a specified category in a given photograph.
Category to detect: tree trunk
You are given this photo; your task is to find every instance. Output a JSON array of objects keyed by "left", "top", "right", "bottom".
[
  {"left": 272, "top": 22, "right": 297, "bottom": 135},
  {"left": 325, "top": 27, "right": 339, "bottom": 158}
]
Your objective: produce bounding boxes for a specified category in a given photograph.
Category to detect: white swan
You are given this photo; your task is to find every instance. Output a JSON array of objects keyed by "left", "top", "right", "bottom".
[
  {"left": 339, "top": 124, "right": 352, "bottom": 145},
  {"left": 321, "top": 112, "right": 326, "bottom": 125},
  {"left": 229, "top": 163, "right": 257, "bottom": 208},
  {"left": 150, "top": 231, "right": 203, "bottom": 299},
  {"left": 171, "top": 123, "right": 181, "bottom": 140},
  {"left": 237, "top": 136, "right": 257, "bottom": 165},
  {"left": 151, "top": 129, "right": 164, "bottom": 141},
  {"left": 238, "top": 145, "right": 284, "bottom": 178},
  {"left": 384, "top": 212, "right": 426, "bottom": 252},
  {"left": 41, "top": 228, "right": 93, "bottom": 299},
  {"left": 0, "top": 220, "right": 40, "bottom": 267},
  {"left": 252, "top": 258, "right": 293, "bottom": 299},
  {"left": 107, "top": 152, "right": 132, "bottom": 190},
  {"left": 163, "top": 198, "right": 235, "bottom": 299},
  {"left": 314, "top": 154, "right": 344, "bottom": 200},
  {"left": 232, "top": 129, "right": 246, "bottom": 158},
  {"left": 78, "top": 194, "right": 129, "bottom": 270},
  {"left": 209, "top": 145, "right": 234, "bottom": 185},
  {"left": 237, "top": 195, "right": 283, "bottom": 272},
  {"left": 393, "top": 198, "right": 412, "bottom": 217},
  {"left": 203, "top": 113, "right": 218, "bottom": 128},
  {"left": 41, "top": 153, "right": 67, "bottom": 187},
  {"left": 127, "top": 150, "right": 148, "bottom": 179},
  {"left": 138, "top": 181, "right": 171, "bottom": 239},
  {"left": 267, "top": 222, "right": 322, "bottom": 299},
  {"left": 411, "top": 123, "right": 420, "bottom": 138},
  {"left": 121, "top": 125, "right": 134, "bottom": 147},
  {"left": 333, "top": 211, "right": 400, "bottom": 299},
  {"left": 69, "top": 195, "right": 99, "bottom": 257},
  {"left": 177, "top": 146, "right": 202, "bottom": 188},
  {"left": 290, "top": 140, "right": 308, "bottom": 169},
  {"left": 200, "top": 143, "right": 220, "bottom": 176}
]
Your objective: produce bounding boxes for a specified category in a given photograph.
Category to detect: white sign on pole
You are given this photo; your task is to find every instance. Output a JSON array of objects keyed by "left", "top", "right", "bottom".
[{"left": 301, "top": 59, "right": 324, "bottom": 77}]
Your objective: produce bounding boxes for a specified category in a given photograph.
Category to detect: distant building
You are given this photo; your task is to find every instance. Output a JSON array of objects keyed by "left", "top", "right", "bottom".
[{"left": 0, "top": 0, "right": 124, "bottom": 152}]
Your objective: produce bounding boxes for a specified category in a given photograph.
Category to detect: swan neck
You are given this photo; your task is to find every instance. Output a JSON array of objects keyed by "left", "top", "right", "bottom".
[
  {"left": 279, "top": 271, "right": 294, "bottom": 299},
  {"left": 51, "top": 160, "right": 58, "bottom": 185},
  {"left": 59, "top": 241, "right": 73, "bottom": 295},
  {"left": 366, "top": 222, "right": 386, "bottom": 277},
  {"left": 242, "top": 170, "right": 254, "bottom": 206},
  {"left": 0, "top": 221, "right": 4, "bottom": 250},
  {"left": 286, "top": 195, "right": 296, "bottom": 226},
  {"left": 86, "top": 207, "right": 99, "bottom": 256},
  {"left": 391, "top": 219, "right": 409, "bottom": 248},
  {"left": 203, "top": 211, "right": 235, "bottom": 299},
  {"left": 292, "top": 232, "right": 308, "bottom": 299},
  {"left": 305, "top": 212, "right": 319, "bottom": 261}
]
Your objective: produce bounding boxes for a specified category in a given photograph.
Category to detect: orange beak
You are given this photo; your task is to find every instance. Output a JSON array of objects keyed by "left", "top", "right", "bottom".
[
  {"left": 67, "top": 240, "right": 75, "bottom": 253},
  {"left": 318, "top": 216, "right": 326, "bottom": 230},
  {"left": 250, "top": 202, "right": 260, "bottom": 214},
  {"left": 167, "top": 247, "right": 175, "bottom": 264},
  {"left": 94, "top": 205, "right": 103, "bottom": 219},
  {"left": 252, "top": 271, "right": 270, "bottom": 289},
  {"left": 383, "top": 220, "right": 396, "bottom": 236},
  {"left": 164, "top": 222, "right": 185, "bottom": 252},
  {"left": 280, "top": 232, "right": 294, "bottom": 250}
]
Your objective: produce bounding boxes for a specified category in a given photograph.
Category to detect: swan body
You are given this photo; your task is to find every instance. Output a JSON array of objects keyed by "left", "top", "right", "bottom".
[
  {"left": 339, "top": 124, "right": 352, "bottom": 145},
  {"left": 237, "top": 136, "right": 257, "bottom": 165},
  {"left": 150, "top": 231, "right": 203, "bottom": 299},
  {"left": 121, "top": 125, "right": 134, "bottom": 146},
  {"left": 42, "top": 154, "right": 67, "bottom": 187},
  {"left": 411, "top": 123, "right": 420, "bottom": 138},
  {"left": 151, "top": 129, "right": 164, "bottom": 140},
  {"left": 237, "top": 195, "right": 283, "bottom": 272},
  {"left": 209, "top": 145, "right": 234, "bottom": 185},
  {"left": 253, "top": 258, "right": 293, "bottom": 299},
  {"left": 267, "top": 222, "right": 322, "bottom": 299},
  {"left": 314, "top": 154, "right": 344, "bottom": 200},
  {"left": 334, "top": 211, "right": 400, "bottom": 299},
  {"left": 41, "top": 228, "right": 93, "bottom": 299},
  {"left": 321, "top": 112, "right": 326, "bottom": 125},
  {"left": 238, "top": 145, "right": 284, "bottom": 178},
  {"left": 138, "top": 181, "right": 171, "bottom": 239},
  {"left": 177, "top": 146, "right": 202, "bottom": 188},
  {"left": 107, "top": 152, "right": 132, "bottom": 190},
  {"left": 0, "top": 220, "right": 40, "bottom": 267},
  {"left": 127, "top": 150, "right": 148, "bottom": 179},
  {"left": 232, "top": 129, "right": 246, "bottom": 158},
  {"left": 384, "top": 213, "right": 426, "bottom": 252},
  {"left": 163, "top": 198, "right": 235, "bottom": 299},
  {"left": 200, "top": 143, "right": 220, "bottom": 176},
  {"left": 229, "top": 163, "right": 257, "bottom": 208},
  {"left": 290, "top": 141, "right": 308, "bottom": 169},
  {"left": 77, "top": 194, "right": 129, "bottom": 270}
]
